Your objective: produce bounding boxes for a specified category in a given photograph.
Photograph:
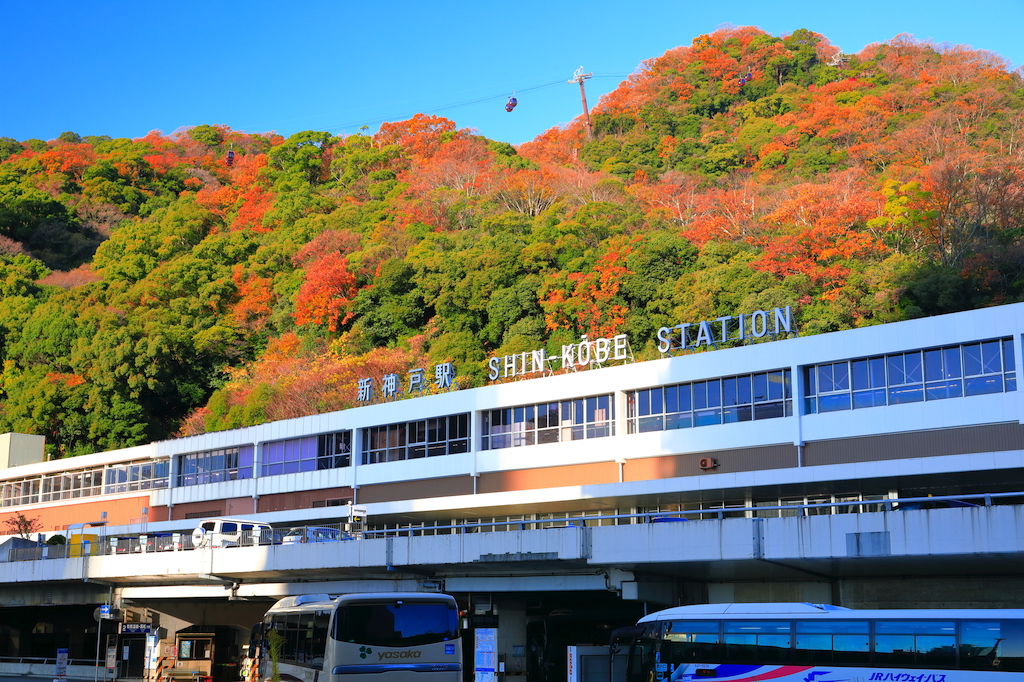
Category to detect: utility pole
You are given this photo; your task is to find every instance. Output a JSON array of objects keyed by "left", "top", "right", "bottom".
[{"left": 568, "top": 66, "right": 594, "bottom": 140}]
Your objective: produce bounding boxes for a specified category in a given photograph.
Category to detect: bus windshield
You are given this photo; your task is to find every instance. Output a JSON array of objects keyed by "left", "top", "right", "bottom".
[{"left": 332, "top": 600, "right": 458, "bottom": 647}]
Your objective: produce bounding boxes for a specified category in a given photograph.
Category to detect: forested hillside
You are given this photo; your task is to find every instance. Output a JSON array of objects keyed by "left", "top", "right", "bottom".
[{"left": 1, "top": 27, "right": 1022, "bottom": 458}]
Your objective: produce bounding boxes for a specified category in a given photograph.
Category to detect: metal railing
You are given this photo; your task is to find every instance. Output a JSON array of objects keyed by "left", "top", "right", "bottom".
[{"left": 5, "top": 491, "right": 1022, "bottom": 562}]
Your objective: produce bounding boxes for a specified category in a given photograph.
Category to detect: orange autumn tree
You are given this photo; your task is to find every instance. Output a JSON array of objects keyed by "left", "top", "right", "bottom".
[
  {"left": 180, "top": 334, "right": 417, "bottom": 433},
  {"left": 540, "top": 244, "right": 633, "bottom": 338},
  {"left": 293, "top": 252, "right": 359, "bottom": 332}
]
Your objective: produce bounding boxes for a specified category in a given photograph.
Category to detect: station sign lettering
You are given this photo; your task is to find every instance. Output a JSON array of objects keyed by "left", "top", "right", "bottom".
[
  {"left": 657, "top": 306, "right": 795, "bottom": 354},
  {"left": 356, "top": 306, "right": 797, "bottom": 403},
  {"left": 488, "top": 333, "right": 630, "bottom": 381}
]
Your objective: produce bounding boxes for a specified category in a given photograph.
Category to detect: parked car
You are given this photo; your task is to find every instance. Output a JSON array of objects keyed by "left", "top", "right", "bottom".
[
  {"left": 282, "top": 526, "right": 349, "bottom": 544},
  {"left": 142, "top": 532, "right": 175, "bottom": 552},
  {"left": 192, "top": 518, "right": 277, "bottom": 548},
  {"left": 108, "top": 536, "right": 142, "bottom": 554}
]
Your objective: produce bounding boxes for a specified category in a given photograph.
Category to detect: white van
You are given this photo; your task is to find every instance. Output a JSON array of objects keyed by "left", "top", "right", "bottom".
[{"left": 191, "top": 518, "right": 275, "bottom": 548}]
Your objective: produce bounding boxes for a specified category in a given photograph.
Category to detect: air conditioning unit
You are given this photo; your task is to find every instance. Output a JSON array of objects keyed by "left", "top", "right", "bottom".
[{"left": 698, "top": 457, "right": 718, "bottom": 470}]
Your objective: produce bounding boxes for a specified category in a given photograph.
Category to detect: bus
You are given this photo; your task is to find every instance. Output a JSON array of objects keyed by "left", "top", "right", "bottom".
[
  {"left": 256, "top": 592, "right": 461, "bottom": 682},
  {"left": 618, "top": 602, "right": 1024, "bottom": 682}
]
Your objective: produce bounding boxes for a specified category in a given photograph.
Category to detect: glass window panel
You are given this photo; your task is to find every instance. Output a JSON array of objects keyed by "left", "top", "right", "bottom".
[
  {"left": 982, "top": 340, "right": 1002, "bottom": 373},
  {"left": 706, "top": 380, "right": 721, "bottom": 407},
  {"left": 964, "top": 343, "right": 982, "bottom": 376},
  {"left": 758, "top": 372, "right": 772, "bottom": 400},
  {"left": 853, "top": 388, "right": 886, "bottom": 409},
  {"left": 768, "top": 371, "right": 785, "bottom": 400},
  {"left": 917, "top": 635, "right": 957, "bottom": 666},
  {"left": 803, "top": 367, "right": 816, "bottom": 396},
  {"left": 904, "top": 351, "right": 923, "bottom": 383},
  {"left": 737, "top": 375, "right": 752, "bottom": 404},
  {"left": 833, "top": 363, "right": 849, "bottom": 391},
  {"left": 852, "top": 359, "right": 869, "bottom": 390},
  {"left": 648, "top": 390, "right": 662, "bottom": 416},
  {"left": 960, "top": 621, "right": 1024, "bottom": 671},
  {"left": 889, "top": 385, "right": 923, "bottom": 404},
  {"left": 667, "top": 621, "right": 719, "bottom": 634},
  {"left": 869, "top": 357, "right": 886, "bottom": 387},
  {"left": 874, "top": 635, "right": 916, "bottom": 664},
  {"left": 816, "top": 365, "right": 833, "bottom": 394},
  {"left": 924, "top": 349, "right": 943, "bottom": 382},
  {"left": 926, "top": 380, "right": 962, "bottom": 400},
  {"left": 875, "top": 621, "right": 955, "bottom": 634},
  {"left": 723, "top": 378, "right": 737, "bottom": 406},
  {"left": 818, "top": 393, "right": 851, "bottom": 413},
  {"left": 665, "top": 413, "right": 692, "bottom": 430},
  {"left": 546, "top": 403, "right": 559, "bottom": 427},
  {"left": 966, "top": 375, "right": 1003, "bottom": 396},
  {"left": 694, "top": 382, "right": 708, "bottom": 410},
  {"left": 753, "top": 402, "right": 784, "bottom": 420},
  {"left": 724, "top": 405, "right": 752, "bottom": 423},
  {"left": 888, "top": 355, "right": 906, "bottom": 385},
  {"left": 724, "top": 622, "right": 791, "bottom": 634},
  {"left": 795, "top": 621, "right": 868, "bottom": 633},
  {"left": 665, "top": 385, "right": 678, "bottom": 414},
  {"left": 940, "top": 347, "right": 961, "bottom": 379},
  {"left": 1004, "top": 339, "right": 1016, "bottom": 372},
  {"left": 678, "top": 384, "right": 692, "bottom": 412},
  {"left": 694, "top": 409, "right": 721, "bottom": 427}
]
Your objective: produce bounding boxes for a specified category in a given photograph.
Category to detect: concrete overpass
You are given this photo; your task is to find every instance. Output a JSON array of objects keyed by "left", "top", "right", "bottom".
[{"left": 5, "top": 497, "right": 1024, "bottom": 612}]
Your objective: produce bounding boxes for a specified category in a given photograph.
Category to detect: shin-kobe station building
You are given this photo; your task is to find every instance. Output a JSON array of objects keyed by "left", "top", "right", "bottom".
[{"left": 1, "top": 302, "right": 1024, "bottom": 678}]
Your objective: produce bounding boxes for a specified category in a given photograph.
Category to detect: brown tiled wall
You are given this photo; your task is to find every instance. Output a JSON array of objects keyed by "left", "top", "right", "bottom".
[
  {"left": 624, "top": 444, "right": 798, "bottom": 481},
  {"left": 258, "top": 487, "right": 354, "bottom": 513},
  {"left": 359, "top": 477, "right": 473, "bottom": 503},
  {"left": 478, "top": 462, "right": 617, "bottom": 494},
  {"left": 805, "top": 422, "right": 1024, "bottom": 466}
]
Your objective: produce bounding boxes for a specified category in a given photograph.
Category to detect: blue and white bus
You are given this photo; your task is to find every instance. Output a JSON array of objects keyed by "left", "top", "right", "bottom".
[
  {"left": 620, "top": 602, "right": 1024, "bottom": 681},
  {"left": 257, "top": 592, "right": 462, "bottom": 682}
]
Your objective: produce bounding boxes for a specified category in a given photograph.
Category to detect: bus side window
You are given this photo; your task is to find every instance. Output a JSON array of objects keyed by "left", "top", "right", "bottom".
[
  {"left": 663, "top": 620, "right": 720, "bottom": 664},
  {"left": 962, "top": 620, "right": 1024, "bottom": 671},
  {"left": 311, "top": 610, "right": 330, "bottom": 668}
]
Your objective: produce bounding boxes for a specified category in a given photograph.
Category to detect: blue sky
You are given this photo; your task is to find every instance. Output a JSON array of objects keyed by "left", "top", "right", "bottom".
[{"left": 1, "top": 0, "right": 1022, "bottom": 147}]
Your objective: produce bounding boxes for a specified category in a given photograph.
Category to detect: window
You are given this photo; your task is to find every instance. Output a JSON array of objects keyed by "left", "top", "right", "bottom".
[
  {"left": 662, "top": 620, "right": 720, "bottom": 664},
  {"left": 178, "top": 637, "right": 212, "bottom": 660},
  {"left": 961, "top": 620, "right": 1024, "bottom": 671},
  {"left": 627, "top": 371, "right": 791, "bottom": 434},
  {"left": 263, "top": 432, "right": 352, "bottom": 476},
  {"left": 805, "top": 338, "right": 1015, "bottom": 415},
  {"left": 1, "top": 478, "right": 41, "bottom": 507},
  {"left": 873, "top": 621, "right": 956, "bottom": 668},
  {"left": 363, "top": 414, "right": 470, "bottom": 464},
  {"left": 333, "top": 601, "right": 459, "bottom": 647},
  {"left": 317, "top": 431, "right": 352, "bottom": 469},
  {"left": 482, "top": 395, "right": 614, "bottom": 450},
  {"left": 177, "top": 447, "right": 253, "bottom": 486},
  {"left": 723, "top": 621, "right": 791, "bottom": 663},
  {"left": 267, "top": 610, "right": 331, "bottom": 669},
  {"left": 794, "top": 620, "right": 869, "bottom": 665},
  {"left": 104, "top": 458, "right": 169, "bottom": 494}
]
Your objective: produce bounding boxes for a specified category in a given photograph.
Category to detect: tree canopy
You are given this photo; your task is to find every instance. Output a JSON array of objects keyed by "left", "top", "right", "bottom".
[{"left": 2, "top": 29, "right": 1023, "bottom": 456}]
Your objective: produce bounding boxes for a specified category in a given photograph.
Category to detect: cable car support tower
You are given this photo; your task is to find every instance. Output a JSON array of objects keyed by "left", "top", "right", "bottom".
[{"left": 568, "top": 66, "right": 594, "bottom": 140}]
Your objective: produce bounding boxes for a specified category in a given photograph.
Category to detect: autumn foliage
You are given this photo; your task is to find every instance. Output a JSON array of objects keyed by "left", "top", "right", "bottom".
[{"left": 2, "top": 26, "right": 1024, "bottom": 456}]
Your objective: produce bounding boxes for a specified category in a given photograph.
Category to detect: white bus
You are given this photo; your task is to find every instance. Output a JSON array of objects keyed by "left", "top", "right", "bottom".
[
  {"left": 618, "top": 602, "right": 1024, "bottom": 682},
  {"left": 256, "top": 592, "right": 462, "bottom": 682}
]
